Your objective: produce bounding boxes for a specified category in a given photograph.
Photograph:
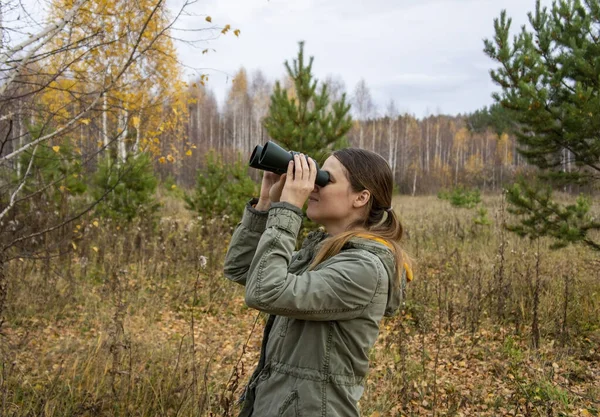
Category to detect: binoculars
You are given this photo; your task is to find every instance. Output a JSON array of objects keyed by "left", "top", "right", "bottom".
[{"left": 249, "top": 141, "right": 330, "bottom": 187}]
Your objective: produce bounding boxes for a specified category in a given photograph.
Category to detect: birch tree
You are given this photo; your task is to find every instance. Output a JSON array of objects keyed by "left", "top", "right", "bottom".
[
  {"left": 351, "top": 78, "right": 374, "bottom": 149},
  {"left": 0, "top": 0, "right": 235, "bottom": 320}
]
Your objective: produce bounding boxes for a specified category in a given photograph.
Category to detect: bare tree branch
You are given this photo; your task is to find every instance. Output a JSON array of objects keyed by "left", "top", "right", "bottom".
[
  {"left": 0, "top": 0, "right": 89, "bottom": 96},
  {"left": 0, "top": 144, "right": 37, "bottom": 221}
]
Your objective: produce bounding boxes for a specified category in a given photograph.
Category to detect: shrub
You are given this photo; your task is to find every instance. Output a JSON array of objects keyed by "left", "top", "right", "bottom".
[
  {"left": 185, "top": 151, "right": 257, "bottom": 226},
  {"left": 16, "top": 131, "right": 87, "bottom": 212},
  {"left": 438, "top": 186, "right": 481, "bottom": 209},
  {"left": 92, "top": 153, "right": 159, "bottom": 224},
  {"left": 473, "top": 207, "right": 492, "bottom": 226}
]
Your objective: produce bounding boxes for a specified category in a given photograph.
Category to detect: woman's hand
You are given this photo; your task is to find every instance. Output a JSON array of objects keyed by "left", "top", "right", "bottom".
[
  {"left": 280, "top": 154, "right": 317, "bottom": 209},
  {"left": 256, "top": 171, "right": 286, "bottom": 211}
]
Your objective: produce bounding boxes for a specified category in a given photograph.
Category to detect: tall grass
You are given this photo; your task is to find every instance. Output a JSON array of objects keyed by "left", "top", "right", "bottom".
[{"left": 1, "top": 193, "right": 598, "bottom": 416}]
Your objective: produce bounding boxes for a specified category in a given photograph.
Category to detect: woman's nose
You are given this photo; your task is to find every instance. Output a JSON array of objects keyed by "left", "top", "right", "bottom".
[{"left": 312, "top": 185, "right": 319, "bottom": 193}]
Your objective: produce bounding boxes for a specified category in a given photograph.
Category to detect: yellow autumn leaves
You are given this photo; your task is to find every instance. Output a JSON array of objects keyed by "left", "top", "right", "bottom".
[
  {"left": 158, "top": 155, "right": 174, "bottom": 164},
  {"left": 204, "top": 16, "right": 240, "bottom": 36},
  {"left": 158, "top": 149, "right": 192, "bottom": 164}
]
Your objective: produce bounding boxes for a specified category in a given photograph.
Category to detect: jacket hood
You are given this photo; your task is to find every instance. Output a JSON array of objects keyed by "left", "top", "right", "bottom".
[
  {"left": 302, "top": 231, "right": 402, "bottom": 317},
  {"left": 346, "top": 236, "right": 402, "bottom": 317}
]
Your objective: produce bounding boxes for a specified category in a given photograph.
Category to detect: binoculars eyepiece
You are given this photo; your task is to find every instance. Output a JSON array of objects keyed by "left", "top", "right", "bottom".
[{"left": 249, "top": 141, "right": 330, "bottom": 187}]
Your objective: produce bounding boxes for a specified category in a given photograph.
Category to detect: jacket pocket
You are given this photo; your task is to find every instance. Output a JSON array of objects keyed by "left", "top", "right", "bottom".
[{"left": 278, "top": 390, "right": 300, "bottom": 417}]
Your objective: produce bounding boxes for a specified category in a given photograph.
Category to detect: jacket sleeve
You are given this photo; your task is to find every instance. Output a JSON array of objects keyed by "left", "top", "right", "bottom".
[
  {"left": 223, "top": 198, "right": 269, "bottom": 286},
  {"left": 245, "top": 204, "right": 387, "bottom": 321}
]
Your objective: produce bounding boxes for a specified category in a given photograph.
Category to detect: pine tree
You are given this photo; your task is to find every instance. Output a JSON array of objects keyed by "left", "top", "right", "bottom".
[
  {"left": 484, "top": 0, "right": 600, "bottom": 250},
  {"left": 263, "top": 41, "right": 352, "bottom": 163}
]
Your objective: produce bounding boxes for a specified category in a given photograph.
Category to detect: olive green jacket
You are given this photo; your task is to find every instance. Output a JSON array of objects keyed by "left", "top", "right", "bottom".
[{"left": 223, "top": 199, "right": 404, "bottom": 417}]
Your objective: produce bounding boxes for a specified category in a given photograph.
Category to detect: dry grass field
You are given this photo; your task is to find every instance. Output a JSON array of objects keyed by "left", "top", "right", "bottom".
[{"left": 2, "top": 193, "right": 599, "bottom": 416}]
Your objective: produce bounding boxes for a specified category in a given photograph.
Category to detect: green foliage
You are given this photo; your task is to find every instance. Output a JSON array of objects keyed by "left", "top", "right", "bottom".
[
  {"left": 505, "top": 180, "right": 600, "bottom": 250},
  {"left": 473, "top": 207, "right": 492, "bottom": 226},
  {"left": 263, "top": 41, "right": 353, "bottom": 163},
  {"left": 438, "top": 186, "right": 492, "bottom": 232},
  {"left": 185, "top": 151, "right": 257, "bottom": 226},
  {"left": 502, "top": 336, "right": 524, "bottom": 363},
  {"left": 17, "top": 128, "right": 87, "bottom": 202},
  {"left": 8, "top": 126, "right": 87, "bottom": 226},
  {"left": 467, "top": 103, "right": 515, "bottom": 136},
  {"left": 522, "top": 381, "right": 571, "bottom": 407},
  {"left": 162, "top": 175, "right": 185, "bottom": 199},
  {"left": 438, "top": 186, "right": 481, "bottom": 209},
  {"left": 92, "top": 153, "right": 159, "bottom": 223},
  {"left": 484, "top": 0, "right": 600, "bottom": 250}
]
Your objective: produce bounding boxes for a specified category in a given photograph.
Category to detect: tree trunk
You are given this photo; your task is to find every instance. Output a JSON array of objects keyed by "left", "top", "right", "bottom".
[
  {"left": 455, "top": 147, "right": 460, "bottom": 186},
  {"left": 425, "top": 120, "right": 430, "bottom": 173},
  {"left": 133, "top": 111, "right": 141, "bottom": 156},
  {"left": 209, "top": 115, "right": 213, "bottom": 150},
  {"left": 387, "top": 119, "right": 394, "bottom": 177},
  {"left": 16, "top": 100, "right": 24, "bottom": 174},
  {"left": 0, "top": 250, "right": 6, "bottom": 333},
  {"left": 103, "top": 94, "right": 109, "bottom": 153},
  {"left": 371, "top": 119, "right": 376, "bottom": 152},
  {"left": 435, "top": 122, "right": 440, "bottom": 168},
  {"left": 118, "top": 109, "right": 128, "bottom": 162},
  {"left": 359, "top": 123, "right": 364, "bottom": 149},
  {"left": 402, "top": 120, "right": 409, "bottom": 182},
  {"left": 196, "top": 99, "right": 201, "bottom": 147},
  {"left": 412, "top": 168, "right": 418, "bottom": 196}
]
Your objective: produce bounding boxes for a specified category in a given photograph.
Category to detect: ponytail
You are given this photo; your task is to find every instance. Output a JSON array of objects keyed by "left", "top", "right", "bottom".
[{"left": 310, "top": 209, "right": 413, "bottom": 287}]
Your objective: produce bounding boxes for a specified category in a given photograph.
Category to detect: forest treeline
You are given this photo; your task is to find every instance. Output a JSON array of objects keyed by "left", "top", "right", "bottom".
[
  {"left": 2, "top": 0, "right": 596, "bottom": 256},
  {"left": 2, "top": 64, "right": 534, "bottom": 195},
  {"left": 179, "top": 70, "right": 531, "bottom": 195}
]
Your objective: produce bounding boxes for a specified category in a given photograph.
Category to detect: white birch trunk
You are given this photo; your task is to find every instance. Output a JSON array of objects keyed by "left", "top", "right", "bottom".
[
  {"left": 209, "top": 115, "right": 213, "bottom": 150},
  {"left": 133, "top": 112, "right": 141, "bottom": 156},
  {"left": 387, "top": 120, "right": 393, "bottom": 168},
  {"left": 359, "top": 124, "right": 364, "bottom": 149},
  {"left": 435, "top": 122, "right": 440, "bottom": 168},
  {"left": 371, "top": 120, "right": 376, "bottom": 152},
  {"left": 133, "top": 96, "right": 145, "bottom": 156},
  {"left": 17, "top": 100, "right": 24, "bottom": 174},
  {"left": 425, "top": 120, "right": 430, "bottom": 173},
  {"left": 392, "top": 123, "right": 399, "bottom": 183},
  {"left": 118, "top": 109, "right": 128, "bottom": 162},
  {"left": 233, "top": 111, "right": 237, "bottom": 150},
  {"left": 196, "top": 100, "right": 201, "bottom": 148},
  {"left": 412, "top": 167, "right": 418, "bottom": 196},
  {"left": 102, "top": 94, "right": 109, "bottom": 152},
  {"left": 455, "top": 147, "right": 459, "bottom": 185}
]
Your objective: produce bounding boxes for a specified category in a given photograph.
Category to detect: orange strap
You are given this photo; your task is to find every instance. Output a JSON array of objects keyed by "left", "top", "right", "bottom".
[
  {"left": 354, "top": 233, "right": 413, "bottom": 281},
  {"left": 355, "top": 233, "right": 393, "bottom": 249}
]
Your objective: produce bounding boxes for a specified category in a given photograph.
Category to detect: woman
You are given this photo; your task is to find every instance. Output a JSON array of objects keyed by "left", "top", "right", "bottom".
[{"left": 224, "top": 148, "right": 411, "bottom": 417}]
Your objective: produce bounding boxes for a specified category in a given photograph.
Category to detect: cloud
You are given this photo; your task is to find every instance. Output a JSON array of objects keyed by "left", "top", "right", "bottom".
[
  {"left": 378, "top": 73, "right": 470, "bottom": 87},
  {"left": 173, "top": 0, "right": 553, "bottom": 117}
]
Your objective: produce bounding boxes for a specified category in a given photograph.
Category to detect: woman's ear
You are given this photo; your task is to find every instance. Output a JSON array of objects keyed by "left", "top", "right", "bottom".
[{"left": 353, "top": 189, "right": 371, "bottom": 209}]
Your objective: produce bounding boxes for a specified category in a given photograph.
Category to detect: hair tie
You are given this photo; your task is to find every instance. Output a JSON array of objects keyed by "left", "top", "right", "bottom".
[{"left": 385, "top": 207, "right": 393, "bottom": 213}]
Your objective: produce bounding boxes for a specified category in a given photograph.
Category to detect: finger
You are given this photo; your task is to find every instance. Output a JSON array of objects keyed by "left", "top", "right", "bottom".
[
  {"left": 294, "top": 154, "right": 302, "bottom": 180},
  {"left": 264, "top": 171, "right": 280, "bottom": 182},
  {"left": 287, "top": 159, "right": 294, "bottom": 180},
  {"left": 299, "top": 154, "right": 309, "bottom": 181},
  {"left": 308, "top": 158, "right": 317, "bottom": 184}
]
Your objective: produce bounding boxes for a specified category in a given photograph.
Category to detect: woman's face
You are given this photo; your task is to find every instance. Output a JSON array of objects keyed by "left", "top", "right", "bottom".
[{"left": 306, "top": 156, "right": 368, "bottom": 233}]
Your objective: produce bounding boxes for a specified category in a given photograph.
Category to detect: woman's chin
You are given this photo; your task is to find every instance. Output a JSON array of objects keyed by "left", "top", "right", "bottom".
[{"left": 306, "top": 204, "right": 318, "bottom": 221}]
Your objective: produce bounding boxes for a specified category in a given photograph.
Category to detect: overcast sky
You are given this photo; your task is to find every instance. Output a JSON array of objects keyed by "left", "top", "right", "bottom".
[{"left": 173, "top": 0, "right": 552, "bottom": 118}]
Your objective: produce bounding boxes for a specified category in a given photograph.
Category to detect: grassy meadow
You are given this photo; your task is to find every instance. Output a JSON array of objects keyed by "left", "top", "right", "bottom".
[{"left": 2, "top": 192, "right": 599, "bottom": 416}]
